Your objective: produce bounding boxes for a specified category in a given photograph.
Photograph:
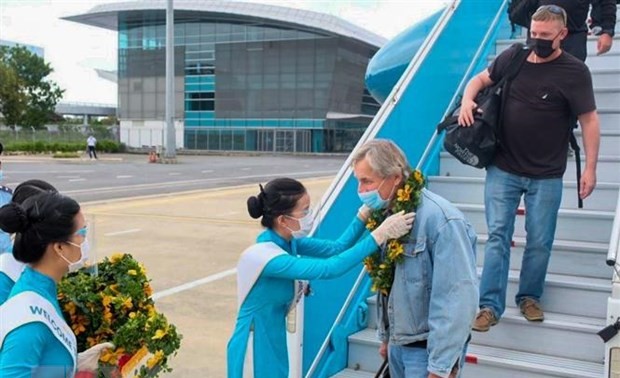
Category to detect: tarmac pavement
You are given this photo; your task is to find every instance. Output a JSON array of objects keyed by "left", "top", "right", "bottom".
[{"left": 82, "top": 177, "right": 334, "bottom": 377}]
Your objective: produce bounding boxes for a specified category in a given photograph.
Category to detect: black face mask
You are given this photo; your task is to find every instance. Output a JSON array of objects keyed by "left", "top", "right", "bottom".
[
  {"left": 529, "top": 32, "right": 561, "bottom": 59},
  {"left": 530, "top": 38, "right": 555, "bottom": 58}
]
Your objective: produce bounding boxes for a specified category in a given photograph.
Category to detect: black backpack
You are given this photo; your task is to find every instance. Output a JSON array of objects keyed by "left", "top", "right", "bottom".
[
  {"left": 508, "top": 0, "right": 539, "bottom": 28},
  {"left": 437, "top": 44, "right": 531, "bottom": 169}
]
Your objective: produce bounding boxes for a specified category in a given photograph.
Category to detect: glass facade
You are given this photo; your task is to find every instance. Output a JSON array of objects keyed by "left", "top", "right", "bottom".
[{"left": 118, "top": 11, "right": 381, "bottom": 153}]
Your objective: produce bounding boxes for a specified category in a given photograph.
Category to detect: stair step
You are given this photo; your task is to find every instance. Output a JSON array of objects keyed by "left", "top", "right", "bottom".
[
  {"left": 428, "top": 176, "right": 620, "bottom": 211},
  {"left": 575, "top": 129, "right": 620, "bottom": 156},
  {"left": 477, "top": 235, "right": 612, "bottom": 279},
  {"left": 477, "top": 268, "right": 610, "bottom": 318},
  {"left": 331, "top": 368, "right": 376, "bottom": 378},
  {"left": 439, "top": 153, "right": 620, "bottom": 183},
  {"left": 464, "top": 345, "right": 604, "bottom": 378},
  {"left": 599, "top": 109, "right": 620, "bottom": 132},
  {"left": 590, "top": 68, "right": 620, "bottom": 89},
  {"left": 347, "top": 328, "right": 385, "bottom": 372},
  {"left": 455, "top": 202, "right": 614, "bottom": 244},
  {"left": 594, "top": 87, "right": 620, "bottom": 108},
  {"left": 471, "top": 307, "right": 605, "bottom": 362}
]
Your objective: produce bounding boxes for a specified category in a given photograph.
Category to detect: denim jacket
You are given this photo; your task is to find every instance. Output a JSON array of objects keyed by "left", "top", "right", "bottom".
[{"left": 376, "top": 189, "right": 478, "bottom": 378}]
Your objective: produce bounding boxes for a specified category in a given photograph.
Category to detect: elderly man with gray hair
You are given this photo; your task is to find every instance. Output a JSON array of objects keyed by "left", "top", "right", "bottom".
[{"left": 351, "top": 139, "right": 478, "bottom": 378}]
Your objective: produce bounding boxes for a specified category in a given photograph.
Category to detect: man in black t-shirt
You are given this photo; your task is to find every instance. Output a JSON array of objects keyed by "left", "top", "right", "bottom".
[{"left": 457, "top": 5, "right": 601, "bottom": 332}]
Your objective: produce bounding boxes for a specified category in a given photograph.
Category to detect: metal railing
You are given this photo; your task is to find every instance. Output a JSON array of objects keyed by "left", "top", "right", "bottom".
[
  {"left": 606, "top": 193, "right": 620, "bottom": 278},
  {"left": 304, "top": 0, "right": 510, "bottom": 376}
]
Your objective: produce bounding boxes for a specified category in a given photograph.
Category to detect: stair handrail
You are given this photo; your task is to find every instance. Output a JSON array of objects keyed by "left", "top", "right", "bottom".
[
  {"left": 305, "top": 1, "right": 511, "bottom": 376},
  {"left": 416, "top": 0, "right": 509, "bottom": 171},
  {"left": 606, "top": 191, "right": 620, "bottom": 274},
  {"left": 305, "top": 2, "right": 462, "bottom": 377}
]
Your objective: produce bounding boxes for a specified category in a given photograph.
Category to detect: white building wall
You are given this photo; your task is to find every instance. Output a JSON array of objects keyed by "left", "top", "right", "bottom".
[{"left": 120, "top": 120, "right": 184, "bottom": 149}]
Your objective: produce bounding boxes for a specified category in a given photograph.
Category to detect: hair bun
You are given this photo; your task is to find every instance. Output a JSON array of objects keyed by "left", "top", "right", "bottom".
[
  {"left": 247, "top": 195, "right": 265, "bottom": 219},
  {"left": 0, "top": 202, "right": 30, "bottom": 234}
]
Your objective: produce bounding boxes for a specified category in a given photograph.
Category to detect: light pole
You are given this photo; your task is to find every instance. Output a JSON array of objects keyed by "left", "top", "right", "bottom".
[{"left": 164, "top": 0, "right": 176, "bottom": 160}]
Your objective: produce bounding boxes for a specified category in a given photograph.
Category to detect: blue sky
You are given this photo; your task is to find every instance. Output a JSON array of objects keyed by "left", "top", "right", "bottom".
[{"left": 0, "top": 0, "right": 447, "bottom": 105}]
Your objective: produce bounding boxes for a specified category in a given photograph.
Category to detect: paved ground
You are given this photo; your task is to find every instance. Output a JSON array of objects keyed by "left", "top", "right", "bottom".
[
  {"left": 82, "top": 175, "right": 334, "bottom": 377},
  {"left": 2, "top": 153, "right": 345, "bottom": 202}
]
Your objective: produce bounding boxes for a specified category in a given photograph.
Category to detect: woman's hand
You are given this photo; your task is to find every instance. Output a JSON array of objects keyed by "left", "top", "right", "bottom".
[{"left": 77, "top": 342, "right": 114, "bottom": 372}]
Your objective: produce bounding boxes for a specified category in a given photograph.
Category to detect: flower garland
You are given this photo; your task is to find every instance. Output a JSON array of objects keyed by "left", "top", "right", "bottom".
[
  {"left": 363, "top": 169, "right": 425, "bottom": 295},
  {"left": 58, "top": 253, "right": 182, "bottom": 378}
]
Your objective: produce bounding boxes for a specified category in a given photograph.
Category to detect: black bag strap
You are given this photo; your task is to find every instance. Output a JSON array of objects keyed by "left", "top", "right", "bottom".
[
  {"left": 496, "top": 44, "right": 531, "bottom": 146},
  {"left": 496, "top": 43, "right": 531, "bottom": 89},
  {"left": 437, "top": 45, "right": 529, "bottom": 134},
  {"left": 569, "top": 130, "right": 583, "bottom": 209}
]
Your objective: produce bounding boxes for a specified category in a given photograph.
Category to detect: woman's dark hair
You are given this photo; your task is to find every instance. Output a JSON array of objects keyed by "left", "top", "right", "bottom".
[
  {"left": 247, "top": 178, "right": 306, "bottom": 228},
  {"left": 11, "top": 179, "right": 58, "bottom": 205},
  {"left": 0, "top": 192, "right": 80, "bottom": 264}
]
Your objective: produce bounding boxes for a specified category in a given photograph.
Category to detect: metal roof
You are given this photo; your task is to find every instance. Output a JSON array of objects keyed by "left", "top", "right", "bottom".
[{"left": 62, "top": 0, "right": 387, "bottom": 48}]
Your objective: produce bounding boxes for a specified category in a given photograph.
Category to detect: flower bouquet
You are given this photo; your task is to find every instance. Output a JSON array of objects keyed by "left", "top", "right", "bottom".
[{"left": 58, "top": 253, "right": 182, "bottom": 378}]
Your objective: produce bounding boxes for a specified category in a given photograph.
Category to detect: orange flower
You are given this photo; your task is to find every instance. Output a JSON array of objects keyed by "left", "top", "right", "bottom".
[{"left": 144, "top": 284, "right": 153, "bottom": 297}]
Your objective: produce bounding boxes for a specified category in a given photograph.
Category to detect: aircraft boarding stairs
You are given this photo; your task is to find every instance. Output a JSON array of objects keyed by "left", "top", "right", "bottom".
[{"left": 331, "top": 5, "right": 620, "bottom": 378}]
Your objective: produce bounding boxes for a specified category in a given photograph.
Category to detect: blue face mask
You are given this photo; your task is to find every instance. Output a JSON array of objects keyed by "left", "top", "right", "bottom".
[{"left": 358, "top": 179, "right": 390, "bottom": 210}]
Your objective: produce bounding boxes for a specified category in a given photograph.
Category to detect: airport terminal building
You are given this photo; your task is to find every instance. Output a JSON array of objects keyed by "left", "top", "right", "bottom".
[{"left": 64, "top": 0, "right": 386, "bottom": 153}]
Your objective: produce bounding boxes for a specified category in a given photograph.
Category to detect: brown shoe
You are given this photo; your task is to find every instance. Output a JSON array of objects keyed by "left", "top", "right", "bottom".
[
  {"left": 520, "top": 298, "right": 544, "bottom": 321},
  {"left": 472, "top": 308, "right": 498, "bottom": 332}
]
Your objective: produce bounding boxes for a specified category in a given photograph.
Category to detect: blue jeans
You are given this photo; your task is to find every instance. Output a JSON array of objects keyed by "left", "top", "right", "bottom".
[
  {"left": 388, "top": 343, "right": 468, "bottom": 378},
  {"left": 479, "top": 165, "right": 562, "bottom": 318}
]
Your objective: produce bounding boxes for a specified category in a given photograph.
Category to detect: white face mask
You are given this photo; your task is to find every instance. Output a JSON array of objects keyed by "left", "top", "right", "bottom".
[
  {"left": 59, "top": 238, "right": 90, "bottom": 273},
  {"left": 285, "top": 211, "right": 314, "bottom": 239}
]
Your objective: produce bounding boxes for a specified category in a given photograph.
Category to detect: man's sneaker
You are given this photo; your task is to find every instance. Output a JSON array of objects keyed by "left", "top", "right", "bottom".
[
  {"left": 520, "top": 298, "right": 544, "bottom": 321},
  {"left": 472, "top": 308, "right": 498, "bottom": 332}
]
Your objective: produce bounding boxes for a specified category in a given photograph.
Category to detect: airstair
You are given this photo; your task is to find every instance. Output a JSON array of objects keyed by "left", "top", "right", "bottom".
[{"left": 301, "top": 1, "right": 620, "bottom": 377}]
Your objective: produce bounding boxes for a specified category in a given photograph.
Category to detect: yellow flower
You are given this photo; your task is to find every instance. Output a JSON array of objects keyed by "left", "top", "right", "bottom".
[
  {"left": 365, "top": 218, "right": 377, "bottom": 231},
  {"left": 109, "top": 284, "right": 119, "bottom": 294},
  {"left": 63, "top": 302, "right": 76, "bottom": 316},
  {"left": 152, "top": 328, "right": 167, "bottom": 340},
  {"left": 127, "top": 269, "right": 137, "bottom": 276},
  {"left": 121, "top": 297, "right": 133, "bottom": 310},
  {"left": 72, "top": 322, "right": 86, "bottom": 335},
  {"left": 110, "top": 253, "right": 124, "bottom": 263},
  {"left": 129, "top": 312, "right": 136, "bottom": 319},
  {"left": 103, "top": 309, "right": 113, "bottom": 323},
  {"left": 396, "top": 185, "right": 413, "bottom": 202},
  {"left": 87, "top": 336, "right": 99, "bottom": 347},
  {"left": 146, "top": 350, "right": 164, "bottom": 369},
  {"left": 139, "top": 263, "right": 147, "bottom": 275},
  {"left": 388, "top": 241, "right": 404, "bottom": 260},
  {"left": 414, "top": 170, "right": 423, "bottom": 184},
  {"left": 102, "top": 295, "right": 113, "bottom": 308},
  {"left": 99, "top": 349, "right": 116, "bottom": 364},
  {"left": 363, "top": 258, "right": 373, "bottom": 272},
  {"left": 144, "top": 304, "right": 156, "bottom": 317}
]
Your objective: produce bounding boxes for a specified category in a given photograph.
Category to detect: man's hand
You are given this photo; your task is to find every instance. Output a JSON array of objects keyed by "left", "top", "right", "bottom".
[
  {"left": 379, "top": 341, "right": 388, "bottom": 359},
  {"left": 457, "top": 98, "right": 478, "bottom": 127},
  {"left": 579, "top": 168, "right": 597, "bottom": 199},
  {"left": 597, "top": 33, "right": 613, "bottom": 55}
]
